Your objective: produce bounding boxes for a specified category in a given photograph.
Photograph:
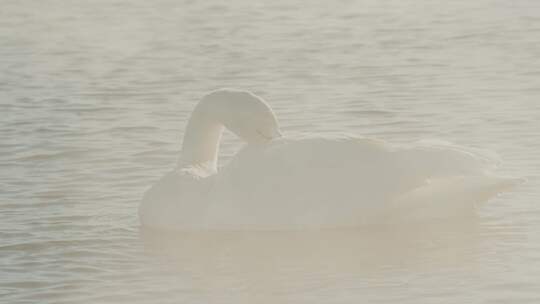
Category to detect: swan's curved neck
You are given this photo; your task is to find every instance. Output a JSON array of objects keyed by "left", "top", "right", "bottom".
[{"left": 179, "top": 101, "right": 223, "bottom": 171}]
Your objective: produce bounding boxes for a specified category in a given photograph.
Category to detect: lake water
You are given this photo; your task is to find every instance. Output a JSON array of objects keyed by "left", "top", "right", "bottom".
[{"left": 1, "top": 0, "right": 540, "bottom": 303}]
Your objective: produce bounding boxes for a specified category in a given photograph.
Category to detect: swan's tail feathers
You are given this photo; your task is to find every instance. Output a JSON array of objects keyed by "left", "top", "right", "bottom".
[{"left": 387, "top": 175, "right": 523, "bottom": 222}]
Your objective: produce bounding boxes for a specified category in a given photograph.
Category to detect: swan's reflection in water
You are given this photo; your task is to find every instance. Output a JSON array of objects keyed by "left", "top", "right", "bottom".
[{"left": 140, "top": 220, "right": 484, "bottom": 301}]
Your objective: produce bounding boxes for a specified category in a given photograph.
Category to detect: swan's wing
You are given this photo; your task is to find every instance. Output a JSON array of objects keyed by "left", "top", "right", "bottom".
[
  {"left": 214, "top": 137, "right": 395, "bottom": 228},
  {"left": 385, "top": 175, "right": 521, "bottom": 223},
  {"left": 211, "top": 136, "right": 516, "bottom": 228}
]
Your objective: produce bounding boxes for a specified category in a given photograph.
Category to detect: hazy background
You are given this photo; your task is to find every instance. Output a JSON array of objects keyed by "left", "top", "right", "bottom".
[{"left": 1, "top": 0, "right": 539, "bottom": 303}]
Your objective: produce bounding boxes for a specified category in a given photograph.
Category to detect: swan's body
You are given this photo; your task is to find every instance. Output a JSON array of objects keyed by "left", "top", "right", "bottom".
[{"left": 140, "top": 89, "right": 518, "bottom": 230}]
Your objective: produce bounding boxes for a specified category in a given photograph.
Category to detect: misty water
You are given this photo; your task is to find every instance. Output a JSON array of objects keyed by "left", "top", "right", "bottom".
[{"left": 1, "top": 0, "right": 539, "bottom": 303}]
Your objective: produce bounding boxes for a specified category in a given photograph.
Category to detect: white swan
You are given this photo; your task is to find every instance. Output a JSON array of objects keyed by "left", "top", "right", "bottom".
[{"left": 139, "top": 89, "right": 519, "bottom": 230}]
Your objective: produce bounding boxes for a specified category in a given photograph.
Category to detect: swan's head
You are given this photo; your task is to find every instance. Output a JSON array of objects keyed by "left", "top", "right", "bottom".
[{"left": 202, "top": 89, "right": 282, "bottom": 144}]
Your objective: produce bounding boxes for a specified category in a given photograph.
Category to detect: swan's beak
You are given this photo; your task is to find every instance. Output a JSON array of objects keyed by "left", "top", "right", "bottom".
[{"left": 255, "top": 129, "right": 282, "bottom": 142}]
